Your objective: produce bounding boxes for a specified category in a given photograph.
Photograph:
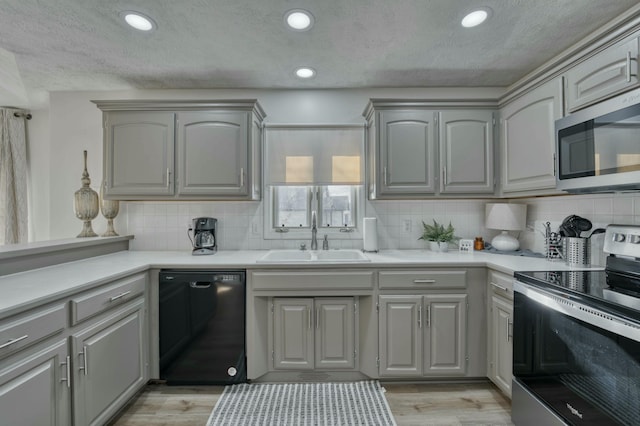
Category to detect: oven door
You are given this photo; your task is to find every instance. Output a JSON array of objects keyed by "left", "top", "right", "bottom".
[{"left": 512, "top": 281, "right": 640, "bottom": 426}]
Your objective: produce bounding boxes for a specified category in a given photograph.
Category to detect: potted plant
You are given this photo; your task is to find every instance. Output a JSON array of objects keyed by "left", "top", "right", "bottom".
[{"left": 418, "top": 220, "right": 456, "bottom": 252}]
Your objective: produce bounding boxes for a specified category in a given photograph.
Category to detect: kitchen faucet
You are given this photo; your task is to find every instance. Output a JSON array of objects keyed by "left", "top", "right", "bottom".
[{"left": 311, "top": 211, "right": 318, "bottom": 250}]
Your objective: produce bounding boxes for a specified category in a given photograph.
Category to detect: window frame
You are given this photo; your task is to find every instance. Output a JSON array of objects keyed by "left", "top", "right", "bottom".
[{"left": 264, "top": 185, "right": 364, "bottom": 240}]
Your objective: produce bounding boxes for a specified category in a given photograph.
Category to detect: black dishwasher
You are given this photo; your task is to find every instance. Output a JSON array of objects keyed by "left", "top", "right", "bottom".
[{"left": 158, "top": 270, "right": 246, "bottom": 385}]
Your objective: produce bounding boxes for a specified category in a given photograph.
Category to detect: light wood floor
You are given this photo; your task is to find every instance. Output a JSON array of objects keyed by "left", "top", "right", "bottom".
[{"left": 109, "top": 381, "right": 513, "bottom": 426}]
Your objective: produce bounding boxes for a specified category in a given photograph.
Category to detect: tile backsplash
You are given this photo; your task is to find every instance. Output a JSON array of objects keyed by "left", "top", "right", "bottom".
[{"left": 121, "top": 193, "right": 639, "bottom": 267}]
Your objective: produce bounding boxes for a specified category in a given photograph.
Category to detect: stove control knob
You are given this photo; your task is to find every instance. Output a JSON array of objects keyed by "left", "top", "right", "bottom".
[
  {"left": 614, "top": 233, "right": 626, "bottom": 242},
  {"left": 629, "top": 234, "right": 640, "bottom": 244}
]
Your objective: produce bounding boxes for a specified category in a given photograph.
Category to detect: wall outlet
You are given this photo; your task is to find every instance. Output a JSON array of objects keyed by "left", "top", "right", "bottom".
[
  {"left": 252, "top": 222, "right": 260, "bottom": 235},
  {"left": 402, "top": 219, "right": 412, "bottom": 232}
]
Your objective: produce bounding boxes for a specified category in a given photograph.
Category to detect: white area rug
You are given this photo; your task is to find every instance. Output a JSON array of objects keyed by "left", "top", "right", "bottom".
[{"left": 206, "top": 380, "right": 397, "bottom": 426}]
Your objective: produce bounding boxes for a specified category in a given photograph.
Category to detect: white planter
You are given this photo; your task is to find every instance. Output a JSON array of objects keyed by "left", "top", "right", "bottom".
[{"left": 428, "top": 241, "right": 449, "bottom": 252}]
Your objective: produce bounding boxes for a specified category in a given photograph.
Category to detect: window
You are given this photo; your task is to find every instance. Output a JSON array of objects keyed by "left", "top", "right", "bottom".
[
  {"left": 264, "top": 125, "right": 365, "bottom": 239},
  {"left": 272, "top": 185, "right": 357, "bottom": 230}
]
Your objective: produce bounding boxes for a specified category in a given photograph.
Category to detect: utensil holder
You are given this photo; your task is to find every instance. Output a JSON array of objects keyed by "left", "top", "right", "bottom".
[{"left": 563, "top": 237, "right": 590, "bottom": 266}]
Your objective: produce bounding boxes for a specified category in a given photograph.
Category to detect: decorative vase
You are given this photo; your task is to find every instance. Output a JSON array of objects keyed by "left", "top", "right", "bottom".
[
  {"left": 73, "top": 150, "right": 99, "bottom": 237},
  {"left": 438, "top": 242, "right": 449, "bottom": 252},
  {"left": 428, "top": 241, "right": 439, "bottom": 251},
  {"left": 100, "top": 181, "right": 119, "bottom": 237}
]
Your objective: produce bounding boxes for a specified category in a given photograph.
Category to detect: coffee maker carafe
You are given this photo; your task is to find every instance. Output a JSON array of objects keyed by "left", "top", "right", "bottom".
[{"left": 190, "top": 217, "right": 217, "bottom": 255}]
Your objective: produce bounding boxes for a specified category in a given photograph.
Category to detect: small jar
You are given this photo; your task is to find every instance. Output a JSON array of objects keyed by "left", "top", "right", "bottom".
[{"left": 474, "top": 237, "right": 485, "bottom": 250}]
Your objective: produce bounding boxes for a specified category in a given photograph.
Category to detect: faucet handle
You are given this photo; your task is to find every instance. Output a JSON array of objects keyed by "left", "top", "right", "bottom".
[
  {"left": 300, "top": 243, "right": 307, "bottom": 251},
  {"left": 322, "top": 234, "right": 329, "bottom": 250}
]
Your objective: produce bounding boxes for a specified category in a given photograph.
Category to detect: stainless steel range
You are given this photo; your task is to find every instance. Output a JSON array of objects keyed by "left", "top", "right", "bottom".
[{"left": 512, "top": 224, "right": 640, "bottom": 426}]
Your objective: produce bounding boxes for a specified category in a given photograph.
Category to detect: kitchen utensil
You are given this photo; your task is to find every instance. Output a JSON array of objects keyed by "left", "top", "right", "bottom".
[{"left": 583, "top": 228, "right": 605, "bottom": 238}]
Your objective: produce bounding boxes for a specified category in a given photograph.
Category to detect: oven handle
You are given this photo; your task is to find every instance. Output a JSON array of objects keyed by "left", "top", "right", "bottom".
[{"left": 514, "top": 280, "right": 640, "bottom": 343}]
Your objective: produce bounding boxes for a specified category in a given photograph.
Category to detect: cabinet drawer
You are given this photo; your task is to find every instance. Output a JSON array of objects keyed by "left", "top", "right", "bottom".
[
  {"left": 0, "top": 303, "right": 66, "bottom": 357},
  {"left": 251, "top": 270, "right": 374, "bottom": 291},
  {"left": 379, "top": 270, "right": 466, "bottom": 290},
  {"left": 70, "top": 273, "right": 146, "bottom": 325},
  {"left": 489, "top": 270, "right": 513, "bottom": 300}
]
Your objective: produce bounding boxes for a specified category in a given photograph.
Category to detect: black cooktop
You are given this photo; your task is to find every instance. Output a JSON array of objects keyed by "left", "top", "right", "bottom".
[{"left": 515, "top": 269, "right": 640, "bottom": 323}]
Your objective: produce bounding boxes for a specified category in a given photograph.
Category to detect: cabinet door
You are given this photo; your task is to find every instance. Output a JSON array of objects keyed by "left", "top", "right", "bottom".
[
  {"left": 439, "top": 110, "right": 494, "bottom": 193},
  {"left": 378, "top": 295, "right": 422, "bottom": 376},
  {"left": 490, "top": 295, "right": 513, "bottom": 397},
  {"left": 500, "top": 77, "right": 562, "bottom": 194},
  {"left": 378, "top": 110, "right": 436, "bottom": 196},
  {"left": 176, "top": 111, "right": 249, "bottom": 196},
  {"left": 72, "top": 302, "right": 147, "bottom": 426},
  {"left": 566, "top": 36, "right": 639, "bottom": 112},
  {"left": 423, "top": 294, "right": 467, "bottom": 376},
  {"left": 273, "top": 298, "right": 314, "bottom": 370},
  {"left": 104, "top": 111, "right": 175, "bottom": 197},
  {"left": 0, "top": 340, "right": 70, "bottom": 426},
  {"left": 315, "top": 298, "right": 355, "bottom": 369}
]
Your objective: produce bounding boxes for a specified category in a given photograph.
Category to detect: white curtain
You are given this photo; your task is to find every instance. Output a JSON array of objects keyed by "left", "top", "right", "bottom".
[{"left": 0, "top": 108, "right": 28, "bottom": 244}]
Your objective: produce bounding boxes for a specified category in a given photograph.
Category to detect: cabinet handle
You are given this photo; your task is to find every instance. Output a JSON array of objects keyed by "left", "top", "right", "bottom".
[
  {"left": 240, "top": 168, "right": 245, "bottom": 188},
  {"left": 109, "top": 291, "right": 131, "bottom": 302},
  {"left": 383, "top": 167, "right": 388, "bottom": 186},
  {"left": 78, "top": 346, "right": 88, "bottom": 375},
  {"left": 308, "top": 307, "right": 312, "bottom": 330},
  {"left": 413, "top": 279, "right": 436, "bottom": 284},
  {"left": 418, "top": 305, "right": 422, "bottom": 328},
  {"left": 506, "top": 317, "right": 512, "bottom": 342},
  {"left": 627, "top": 51, "right": 632, "bottom": 83},
  {"left": 60, "top": 356, "right": 71, "bottom": 388},
  {"left": 426, "top": 306, "right": 431, "bottom": 327},
  {"left": 316, "top": 308, "right": 319, "bottom": 330},
  {"left": 491, "top": 282, "right": 509, "bottom": 292},
  {"left": 166, "top": 168, "right": 171, "bottom": 188},
  {"left": 442, "top": 167, "right": 447, "bottom": 185},
  {"left": 0, "top": 334, "right": 28, "bottom": 349}
]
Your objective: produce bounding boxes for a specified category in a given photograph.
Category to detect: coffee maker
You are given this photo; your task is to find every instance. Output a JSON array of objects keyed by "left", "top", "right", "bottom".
[{"left": 190, "top": 217, "right": 217, "bottom": 255}]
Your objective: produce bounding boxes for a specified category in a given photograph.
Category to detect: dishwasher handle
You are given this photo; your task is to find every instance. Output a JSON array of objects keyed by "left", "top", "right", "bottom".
[{"left": 189, "top": 281, "right": 212, "bottom": 288}]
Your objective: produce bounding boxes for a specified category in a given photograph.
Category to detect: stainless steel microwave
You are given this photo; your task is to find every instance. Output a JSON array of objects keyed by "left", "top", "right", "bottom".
[{"left": 556, "top": 89, "right": 640, "bottom": 193}]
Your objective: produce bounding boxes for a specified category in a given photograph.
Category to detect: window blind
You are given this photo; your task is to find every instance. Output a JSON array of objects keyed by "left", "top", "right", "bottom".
[{"left": 264, "top": 125, "right": 364, "bottom": 185}]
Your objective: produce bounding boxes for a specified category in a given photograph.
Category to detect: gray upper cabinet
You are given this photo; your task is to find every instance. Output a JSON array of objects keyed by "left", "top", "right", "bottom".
[
  {"left": 565, "top": 35, "right": 639, "bottom": 113},
  {"left": 500, "top": 77, "right": 563, "bottom": 194},
  {"left": 176, "top": 111, "right": 248, "bottom": 196},
  {"left": 95, "top": 100, "right": 265, "bottom": 200},
  {"left": 363, "top": 100, "right": 496, "bottom": 199},
  {"left": 104, "top": 111, "right": 175, "bottom": 197},
  {"left": 378, "top": 109, "right": 437, "bottom": 196},
  {"left": 439, "top": 110, "right": 494, "bottom": 194}
]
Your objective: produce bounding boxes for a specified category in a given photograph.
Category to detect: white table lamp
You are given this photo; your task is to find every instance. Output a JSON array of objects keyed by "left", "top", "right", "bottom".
[{"left": 485, "top": 203, "right": 527, "bottom": 251}]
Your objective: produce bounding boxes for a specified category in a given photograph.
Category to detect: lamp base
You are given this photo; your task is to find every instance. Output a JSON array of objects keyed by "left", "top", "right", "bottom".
[{"left": 491, "top": 231, "right": 520, "bottom": 251}]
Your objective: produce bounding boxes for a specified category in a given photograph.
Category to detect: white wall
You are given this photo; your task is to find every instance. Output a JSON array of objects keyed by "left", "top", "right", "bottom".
[
  {"left": 39, "top": 87, "right": 503, "bottom": 240},
  {"left": 26, "top": 88, "right": 640, "bottom": 260}
]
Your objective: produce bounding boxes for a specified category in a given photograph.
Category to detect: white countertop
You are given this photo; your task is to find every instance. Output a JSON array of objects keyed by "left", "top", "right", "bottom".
[{"left": 0, "top": 249, "right": 600, "bottom": 320}]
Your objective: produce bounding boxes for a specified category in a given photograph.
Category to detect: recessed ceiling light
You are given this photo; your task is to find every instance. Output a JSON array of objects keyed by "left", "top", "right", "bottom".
[
  {"left": 461, "top": 8, "right": 491, "bottom": 28},
  {"left": 295, "top": 67, "right": 316, "bottom": 79},
  {"left": 121, "top": 11, "right": 157, "bottom": 31},
  {"left": 285, "top": 9, "right": 314, "bottom": 31}
]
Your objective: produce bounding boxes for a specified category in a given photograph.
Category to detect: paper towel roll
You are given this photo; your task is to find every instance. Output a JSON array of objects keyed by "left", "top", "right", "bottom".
[{"left": 363, "top": 217, "right": 378, "bottom": 252}]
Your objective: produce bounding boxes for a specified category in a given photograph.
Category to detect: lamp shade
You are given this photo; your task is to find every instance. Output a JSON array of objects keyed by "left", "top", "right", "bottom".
[{"left": 485, "top": 203, "right": 527, "bottom": 231}]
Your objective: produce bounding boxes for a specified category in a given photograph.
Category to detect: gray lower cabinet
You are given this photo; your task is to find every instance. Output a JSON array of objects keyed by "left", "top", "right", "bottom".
[
  {"left": 72, "top": 299, "right": 147, "bottom": 426},
  {"left": 487, "top": 270, "right": 514, "bottom": 398},
  {"left": 0, "top": 339, "right": 71, "bottom": 426},
  {"left": 500, "top": 77, "right": 563, "bottom": 194},
  {"left": 95, "top": 100, "right": 265, "bottom": 200},
  {"left": 379, "top": 293, "right": 467, "bottom": 377},
  {"left": 565, "top": 34, "right": 640, "bottom": 112},
  {"left": 272, "top": 297, "right": 355, "bottom": 370}
]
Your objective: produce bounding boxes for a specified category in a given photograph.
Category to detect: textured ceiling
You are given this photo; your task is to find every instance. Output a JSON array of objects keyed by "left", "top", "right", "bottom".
[{"left": 0, "top": 0, "right": 638, "bottom": 91}]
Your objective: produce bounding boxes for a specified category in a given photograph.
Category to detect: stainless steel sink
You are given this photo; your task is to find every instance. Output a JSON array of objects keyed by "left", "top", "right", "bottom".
[{"left": 257, "top": 249, "right": 370, "bottom": 263}]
